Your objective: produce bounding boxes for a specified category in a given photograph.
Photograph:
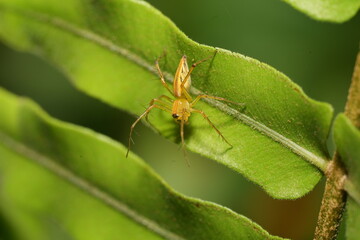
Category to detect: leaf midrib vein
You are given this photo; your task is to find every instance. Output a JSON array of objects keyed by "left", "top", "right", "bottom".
[
  {"left": 6, "top": 7, "right": 327, "bottom": 171},
  {"left": 0, "top": 130, "right": 185, "bottom": 240}
]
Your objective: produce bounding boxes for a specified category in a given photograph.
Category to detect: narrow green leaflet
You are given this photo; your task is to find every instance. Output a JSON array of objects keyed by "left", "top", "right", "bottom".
[
  {"left": 282, "top": 0, "right": 360, "bottom": 23},
  {"left": 0, "top": 87, "right": 284, "bottom": 240},
  {"left": 345, "top": 200, "right": 360, "bottom": 240},
  {"left": 333, "top": 114, "right": 360, "bottom": 240},
  {"left": 0, "top": 0, "right": 333, "bottom": 199}
]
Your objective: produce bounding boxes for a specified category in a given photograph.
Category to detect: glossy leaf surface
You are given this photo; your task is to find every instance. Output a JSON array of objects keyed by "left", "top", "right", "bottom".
[
  {"left": 282, "top": 0, "right": 360, "bottom": 23},
  {"left": 0, "top": 0, "right": 333, "bottom": 198},
  {"left": 0, "top": 87, "right": 284, "bottom": 240},
  {"left": 333, "top": 114, "right": 360, "bottom": 240}
]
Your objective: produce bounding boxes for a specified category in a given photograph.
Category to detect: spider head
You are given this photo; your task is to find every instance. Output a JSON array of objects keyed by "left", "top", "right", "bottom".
[{"left": 172, "top": 99, "right": 190, "bottom": 123}]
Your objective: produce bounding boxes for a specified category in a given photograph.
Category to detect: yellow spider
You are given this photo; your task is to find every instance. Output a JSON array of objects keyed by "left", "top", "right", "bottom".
[{"left": 126, "top": 55, "right": 240, "bottom": 160}]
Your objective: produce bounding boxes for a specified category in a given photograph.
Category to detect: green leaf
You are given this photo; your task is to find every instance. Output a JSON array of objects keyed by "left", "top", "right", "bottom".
[
  {"left": 333, "top": 114, "right": 360, "bottom": 240},
  {"left": 281, "top": 0, "right": 360, "bottom": 23},
  {"left": 0, "top": 0, "right": 333, "bottom": 199},
  {"left": 0, "top": 87, "right": 284, "bottom": 240},
  {"left": 345, "top": 199, "right": 360, "bottom": 240}
]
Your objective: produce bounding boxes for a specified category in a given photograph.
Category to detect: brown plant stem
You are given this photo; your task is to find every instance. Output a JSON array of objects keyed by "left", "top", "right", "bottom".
[
  {"left": 345, "top": 52, "right": 360, "bottom": 128},
  {"left": 314, "top": 153, "right": 347, "bottom": 240},
  {"left": 314, "top": 51, "right": 360, "bottom": 240}
]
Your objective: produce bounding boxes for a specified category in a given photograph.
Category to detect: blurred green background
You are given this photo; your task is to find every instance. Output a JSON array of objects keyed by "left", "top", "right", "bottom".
[{"left": 0, "top": 0, "right": 359, "bottom": 239}]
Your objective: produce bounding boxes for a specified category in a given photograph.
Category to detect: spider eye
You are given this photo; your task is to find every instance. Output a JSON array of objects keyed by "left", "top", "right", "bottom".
[{"left": 172, "top": 114, "right": 179, "bottom": 119}]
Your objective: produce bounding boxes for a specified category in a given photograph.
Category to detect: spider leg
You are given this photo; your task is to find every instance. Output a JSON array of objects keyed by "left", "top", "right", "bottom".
[
  {"left": 191, "top": 108, "right": 232, "bottom": 147},
  {"left": 180, "top": 118, "right": 190, "bottom": 166},
  {"left": 145, "top": 96, "right": 173, "bottom": 122},
  {"left": 180, "top": 85, "right": 193, "bottom": 102},
  {"left": 127, "top": 104, "right": 172, "bottom": 158},
  {"left": 154, "top": 95, "right": 173, "bottom": 103},
  {"left": 180, "top": 55, "right": 212, "bottom": 90},
  {"left": 155, "top": 58, "right": 174, "bottom": 96}
]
